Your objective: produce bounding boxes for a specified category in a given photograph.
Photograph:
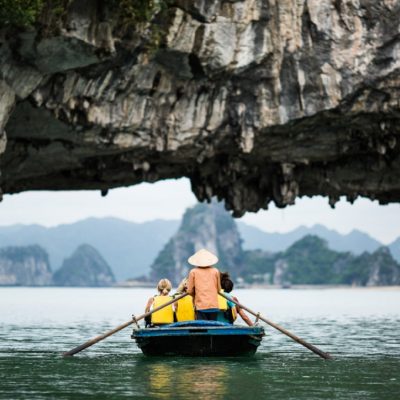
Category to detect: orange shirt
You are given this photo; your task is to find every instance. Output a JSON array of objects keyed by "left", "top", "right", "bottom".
[{"left": 187, "top": 267, "right": 221, "bottom": 310}]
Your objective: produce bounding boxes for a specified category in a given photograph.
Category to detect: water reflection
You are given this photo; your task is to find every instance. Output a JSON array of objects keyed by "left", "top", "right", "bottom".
[{"left": 141, "top": 359, "right": 229, "bottom": 399}]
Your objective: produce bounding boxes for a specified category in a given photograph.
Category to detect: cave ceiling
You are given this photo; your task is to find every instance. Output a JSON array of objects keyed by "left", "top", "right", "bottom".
[{"left": 1, "top": 0, "right": 400, "bottom": 216}]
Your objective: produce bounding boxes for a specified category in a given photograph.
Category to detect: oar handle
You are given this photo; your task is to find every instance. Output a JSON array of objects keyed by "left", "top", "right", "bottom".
[
  {"left": 63, "top": 293, "right": 188, "bottom": 357},
  {"left": 218, "top": 292, "right": 332, "bottom": 360}
]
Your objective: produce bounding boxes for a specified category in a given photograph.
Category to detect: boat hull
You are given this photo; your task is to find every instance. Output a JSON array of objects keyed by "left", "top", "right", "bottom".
[{"left": 132, "top": 321, "right": 264, "bottom": 357}]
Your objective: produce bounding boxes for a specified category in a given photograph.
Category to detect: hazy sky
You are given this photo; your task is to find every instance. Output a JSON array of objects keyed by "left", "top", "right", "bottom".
[{"left": 0, "top": 178, "right": 399, "bottom": 244}]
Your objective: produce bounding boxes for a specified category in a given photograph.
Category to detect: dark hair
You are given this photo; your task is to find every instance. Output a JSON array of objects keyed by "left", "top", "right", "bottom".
[
  {"left": 221, "top": 271, "right": 234, "bottom": 293},
  {"left": 220, "top": 272, "right": 230, "bottom": 281}
]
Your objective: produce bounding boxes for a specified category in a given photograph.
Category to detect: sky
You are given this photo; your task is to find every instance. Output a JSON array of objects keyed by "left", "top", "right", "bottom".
[{"left": 0, "top": 178, "right": 399, "bottom": 244}]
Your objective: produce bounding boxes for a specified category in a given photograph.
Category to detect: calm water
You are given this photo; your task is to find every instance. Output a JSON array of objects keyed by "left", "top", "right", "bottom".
[{"left": 0, "top": 288, "right": 399, "bottom": 399}]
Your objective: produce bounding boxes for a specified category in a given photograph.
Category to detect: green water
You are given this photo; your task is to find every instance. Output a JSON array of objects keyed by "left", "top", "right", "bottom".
[{"left": 1, "top": 288, "right": 399, "bottom": 399}]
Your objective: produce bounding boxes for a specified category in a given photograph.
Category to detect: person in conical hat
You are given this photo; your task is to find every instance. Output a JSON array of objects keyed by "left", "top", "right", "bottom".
[{"left": 187, "top": 248, "right": 222, "bottom": 321}]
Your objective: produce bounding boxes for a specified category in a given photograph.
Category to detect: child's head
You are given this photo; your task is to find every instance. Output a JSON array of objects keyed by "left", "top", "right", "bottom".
[
  {"left": 157, "top": 279, "right": 172, "bottom": 295},
  {"left": 177, "top": 277, "right": 188, "bottom": 293},
  {"left": 221, "top": 272, "right": 234, "bottom": 293}
]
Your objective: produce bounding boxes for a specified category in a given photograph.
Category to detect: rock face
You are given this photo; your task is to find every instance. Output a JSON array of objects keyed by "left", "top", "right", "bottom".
[
  {"left": 271, "top": 235, "right": 353, "bottom": 285},
  {"left": 0, "top": 245, "right": 52, "bottom": 286},
  {"left": 150, "top": 201, "right": 243, "bottom": 284},
  {"left": 53, "top": 244, "right": 115, "bottom": 287},
  {"left": 1, "top": 1, "right": 400, "bottom": 214},
  {"left": 351, "top": 247, "right": 400, "bottom": 286}
]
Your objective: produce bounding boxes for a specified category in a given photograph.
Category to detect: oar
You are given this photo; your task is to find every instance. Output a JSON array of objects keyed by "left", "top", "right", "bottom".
[
  {"left": 63, "top": 293, "right": 188, "bottom": 357},
  {"left": 219, "top": 292, "right": 332, "bottom": 360}
]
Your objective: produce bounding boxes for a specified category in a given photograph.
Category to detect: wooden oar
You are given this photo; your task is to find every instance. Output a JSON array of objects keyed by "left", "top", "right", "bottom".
[
  {"left": 219, "top": 292, "right": 332, "bottom": 360},
  {"left": 63, "top": 293, "right": 188, "bottom": 357}
]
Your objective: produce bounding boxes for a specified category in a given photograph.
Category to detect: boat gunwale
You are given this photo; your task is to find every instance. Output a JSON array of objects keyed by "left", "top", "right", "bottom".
[{"left": 132, "top": 325, "right": 265, "bottom": 338}]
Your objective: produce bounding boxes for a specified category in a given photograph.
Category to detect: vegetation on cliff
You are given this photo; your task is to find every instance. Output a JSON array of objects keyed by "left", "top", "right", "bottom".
[
  {"left": 278, "top": 236, "right": 349, "bottom": 285},
  {"left": 115, "top": 0, "right": 168, "bottom": 26},
  {"left": 0, "top": 0, "right": 167, "bottom": 28},
  {"left": 0, "top": 0, "right": 71, "bottom": 31},
  {"left": 0, "top": 0, "right": 43, "bottom": 27}
]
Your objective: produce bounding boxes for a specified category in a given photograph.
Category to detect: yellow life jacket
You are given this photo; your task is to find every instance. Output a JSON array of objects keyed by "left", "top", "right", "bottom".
[
  {"left": 175, "top": 295, "right": 195, "bottom": 321},
  {"left": 231, "top": 304, "right": 237, "bottom": 322},
  {"left": 218, "top": 289, "right": 228, "bottom": 311},
  {"left": 151, "top": 295, "right": 174, "bottom": 324},
  {"left": 219, "top": 290, "right": 238, "bottom": 323}
]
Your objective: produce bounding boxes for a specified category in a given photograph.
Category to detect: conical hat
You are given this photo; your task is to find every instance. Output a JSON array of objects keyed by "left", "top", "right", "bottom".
[{"left": 188, "top": 248, "right": 219, "bottom": 267}]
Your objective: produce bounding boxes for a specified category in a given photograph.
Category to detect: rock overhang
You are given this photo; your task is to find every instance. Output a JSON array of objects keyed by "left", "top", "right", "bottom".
[{"left": 1, "top": 0, "right": 400, "bottom": 216}]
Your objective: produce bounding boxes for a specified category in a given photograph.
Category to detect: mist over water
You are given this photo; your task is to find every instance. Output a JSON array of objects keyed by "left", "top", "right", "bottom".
[{"left": 1, "top": 288, "right": 399, "bottom": 399}]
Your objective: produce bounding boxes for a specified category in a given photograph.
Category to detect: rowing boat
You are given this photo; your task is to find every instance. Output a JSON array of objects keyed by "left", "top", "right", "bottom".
[{"left": 131, "top": 320, "right": 265, "bottom": 356}]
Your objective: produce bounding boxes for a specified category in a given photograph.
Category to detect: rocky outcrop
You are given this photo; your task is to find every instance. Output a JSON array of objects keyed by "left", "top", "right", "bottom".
[
  {"left": 0, "top": 245, "right": 52, "bottom": 286},
  {"left": 244, "top": 235, "right": 400, "bottom": 286},
  {"left": 271, "top": 235, "right": 354, "bottom": 285},
  {"left": 1, "top": 1, "right": 400, "bottom": 214},
  {"left": 53, "top": 244, "right": 115, "bottom": 286},
  {"left": 353, "top": 247, "right": 400, "bottom": 286},
  {"left": 150, "top": 201, "right": 243, "bottom": 284}
]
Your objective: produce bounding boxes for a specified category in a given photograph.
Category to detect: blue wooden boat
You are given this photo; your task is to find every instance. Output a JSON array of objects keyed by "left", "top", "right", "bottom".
[{"left": 131, "top": 320, "right": 265, "bottom": 356}]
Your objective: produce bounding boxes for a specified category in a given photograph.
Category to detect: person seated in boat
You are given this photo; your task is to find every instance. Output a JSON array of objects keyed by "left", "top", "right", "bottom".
[
  {"left": 145, "top": 279, "right": 174, "bottom": 327},
  {"left": 217, "top": 272, "right": 237, "bottom": 324},
  {"left": 173, "top": 277, "right": 195, "bottom": 322},
  {"left": 187, "top": 248, "right": 222, "bottom": 321},
  {"left": 218, "top": 272, "right": 253, "bottom": 326}
]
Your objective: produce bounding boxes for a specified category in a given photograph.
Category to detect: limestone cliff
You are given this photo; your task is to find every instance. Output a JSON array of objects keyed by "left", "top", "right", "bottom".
[
  {"left": 352, "top": 247, "right": 400, "bottom": 286},
  {"left": 1, "top": 1, "right": 400, "bottom": 215},
  {"left": 244, "top": 235, "right": 400, "bottom": 286},
  {"left": 53, "top": 244, "right": 115, "bottom": 286},
  {"left": 0, "top": 245, "right": 52, "bottom": 286},
  {"left": 150, "top": 201, "right": 243, "bottom": 284}
]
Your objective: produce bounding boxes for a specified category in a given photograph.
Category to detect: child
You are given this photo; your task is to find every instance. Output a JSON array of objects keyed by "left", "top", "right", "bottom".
[
  {"left": 174, "top": 277, "right": 195, "bottom": 322},
  {"left": 145, "top": 279, "right": 174, "bottom": 327},
  {"left": 219, "top": 272, "right": 253, "bottom": 326}
]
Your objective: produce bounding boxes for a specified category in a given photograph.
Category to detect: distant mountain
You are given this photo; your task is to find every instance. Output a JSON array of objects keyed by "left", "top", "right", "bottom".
[
  {"left": 150, "top": 202, "right": 243, "bottom": 285},
  {"left": 0, "top": 245, "right": 52, "bottom": 286},
  {"left": 0, "top": 218, "right": 179, "bottom": 280},
  {"left": 53, "top": 244, "right": 115, "bottom": 287},
  {"left": 238, "top": 222, "right": 383, "bottom": 255}
]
